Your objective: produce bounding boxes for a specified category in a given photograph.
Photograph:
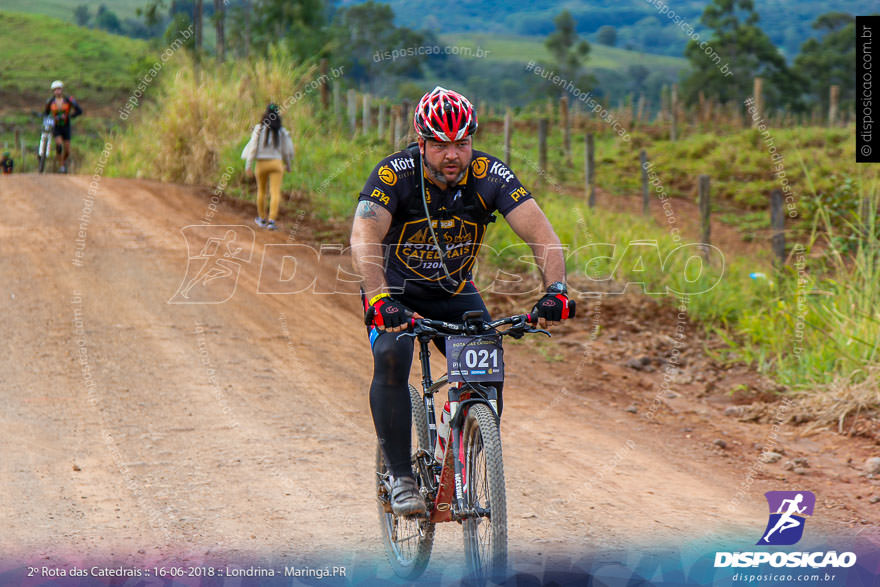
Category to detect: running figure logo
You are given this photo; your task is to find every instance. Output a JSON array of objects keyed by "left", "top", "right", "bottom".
[
  {"left": 169, "top": 225, "right": 255, "bottom": 304},
  {"left": 758, "top": 491, "right": 815, "bottom": 546}
]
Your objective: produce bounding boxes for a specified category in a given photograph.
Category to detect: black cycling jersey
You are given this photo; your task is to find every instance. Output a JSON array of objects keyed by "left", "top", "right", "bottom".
[
  {"left": 44, "top": 95, "right": 83, "bottom": 127},
  {"left": 358, "top": 147, "right": 533, "bottom": 299}
]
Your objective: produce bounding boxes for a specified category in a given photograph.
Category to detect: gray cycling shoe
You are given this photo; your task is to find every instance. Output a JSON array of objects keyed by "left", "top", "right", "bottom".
[{"left": 390, "top": 476, "right": 426, "bottom": 516}]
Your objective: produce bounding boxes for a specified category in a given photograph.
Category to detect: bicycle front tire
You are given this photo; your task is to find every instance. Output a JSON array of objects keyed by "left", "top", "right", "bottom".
[{"left": 461, "top": 402, "right": 508, "bottom": 584}]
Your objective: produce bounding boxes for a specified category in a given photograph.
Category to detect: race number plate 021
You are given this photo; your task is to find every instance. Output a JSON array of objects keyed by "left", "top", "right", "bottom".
[{"left": 446, "top": 336, "right": 503, "bottom": 382}]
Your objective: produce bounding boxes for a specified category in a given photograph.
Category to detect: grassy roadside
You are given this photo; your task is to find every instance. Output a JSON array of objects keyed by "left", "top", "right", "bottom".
[{"left": 92, "top": 59, "right": 880, "bottom": 406}]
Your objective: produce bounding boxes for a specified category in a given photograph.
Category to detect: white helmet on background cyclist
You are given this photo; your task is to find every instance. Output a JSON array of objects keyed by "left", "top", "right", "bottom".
[{"left": 51, "top": 80, "right": 64, "bottom": 90}]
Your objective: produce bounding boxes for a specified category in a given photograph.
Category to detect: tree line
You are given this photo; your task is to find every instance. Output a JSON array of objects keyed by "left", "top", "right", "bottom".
[
  {"left": 543, "top": 0, "right": 856, "bottom": 117},
  {"left": 87, "top": 0, "right": 857, "bottom": 116}
]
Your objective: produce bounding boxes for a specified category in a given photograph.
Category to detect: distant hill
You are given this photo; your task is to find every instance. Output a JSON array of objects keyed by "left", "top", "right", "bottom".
[
  {"left": 346, "top": 0, "right": 863, "bottom": 60},
  {"left": 444, "top": 33, "right": 687, "bottom": 70},
  {"left": 0, "top": 11, "right": 149, "bottom": 107},
  {"left": 0, "top": 0, "right": 144, "bottom": 24},
  {"left": 431, "top": 33, "right": 687, "bottom": 108}
]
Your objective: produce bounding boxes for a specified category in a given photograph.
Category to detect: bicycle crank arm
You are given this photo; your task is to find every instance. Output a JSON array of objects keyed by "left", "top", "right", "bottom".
[{"left": 451, "top": 505, "right": 490, "bottom": 521}]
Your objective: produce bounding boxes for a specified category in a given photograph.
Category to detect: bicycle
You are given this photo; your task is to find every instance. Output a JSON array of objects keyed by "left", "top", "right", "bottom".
[
  {"left": 36, "top": 114, "right": 54, "bottom": 173},
  {"left": 376, "top": 310, "right": 549, "bottom": 583}
]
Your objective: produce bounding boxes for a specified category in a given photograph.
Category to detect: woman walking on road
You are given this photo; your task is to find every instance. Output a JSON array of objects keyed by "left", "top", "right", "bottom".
[{"left": 243, "top": 103, "right": 294, "bottom": 230}]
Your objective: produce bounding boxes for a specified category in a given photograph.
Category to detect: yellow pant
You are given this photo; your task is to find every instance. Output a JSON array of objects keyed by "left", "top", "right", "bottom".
[{"left": 255, "top": 159, "right": 284, "bottom": 221}]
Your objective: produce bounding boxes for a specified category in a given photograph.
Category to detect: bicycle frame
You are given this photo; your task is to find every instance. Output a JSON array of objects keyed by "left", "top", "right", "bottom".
[
  {"left": 377, "top": 311, "right": 547, "bottom": 580},
  {"left": 37, "top": 116, "right": 55, "bottom": 172},
  {"left": 410, "top": 323, "right": 503, "bottom": 524}
]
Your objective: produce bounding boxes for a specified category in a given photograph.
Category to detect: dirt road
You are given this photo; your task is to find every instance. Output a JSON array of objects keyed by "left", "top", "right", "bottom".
[{"left": 1, "top": 175, "right": 877, "bottom": 578}]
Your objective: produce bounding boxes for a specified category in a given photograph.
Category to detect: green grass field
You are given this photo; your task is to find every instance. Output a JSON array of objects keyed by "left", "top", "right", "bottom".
[
  {"left": 0, "top": 10, "right": 149, "bottom": 103},
  {"left": 441, "top": 33, "right": 688, "bottom": 71},
  {"left": 0, "top": 0, "right": 144, "bottom": 24}
]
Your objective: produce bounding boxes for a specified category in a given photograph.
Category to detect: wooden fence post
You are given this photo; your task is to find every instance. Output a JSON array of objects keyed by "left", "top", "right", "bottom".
[
  {"left": 362, "top": 93, "right": 370, "bottom": 136},
  {"left": 347, "top": 89, "right": 357, "bottom": 136},
  {"left": 640, "top": 149, "right": 649, "bottom": 216},
  {"left": 770, "top": 189, "right": 785, "bottom": 267},
  {"left": 538, "top": 118, "right": 548, "bottom": 184},
  {"left": 698, "top": 91, "right": 706, "bottom": 125},
  {"left": 636, "top": 93, "right": 646, "bottom": 127},
  {"left": 699, "top": 175, "right": 711, "bottom": 259},
  {"left": 660, "top": 84, "right": 669, "bottom": 123},
  {"left": 18, "top": 129, "right": 27, "bottom": 171},
  {"left": 388, "top": 105, "right": 396, "bottom": 146},
  {"left": 503, "top": 108, "right": 512, "bottom": 164},
  {"left": 828, "top": 85, "right": 839, "bottom": 127},
  {"left": 332, "top": 81, "right": 341, "bottom": 125},
  {"left": 752, "top": 77, "right": 764, "bottom": 127},
  {"left": 377, "top": 103, "right": 386, "bottom": 140},
  {"left": 561, "top": 96, "right": 571, "bottom": 167},
  {"left": 670, "top": 84, "right": 678, "bottom": 141},
  {"left": 391, "top": 105, "right": 402, "bottom": 148},
  {"left": 585, "top": 134, "right": 595, "bottom": 208},
  {"left": 401, "top": 101, "right": 412, "bottom": 144},
  {"left": 320, "top": 59, "right": 329, "bottom": 110}
]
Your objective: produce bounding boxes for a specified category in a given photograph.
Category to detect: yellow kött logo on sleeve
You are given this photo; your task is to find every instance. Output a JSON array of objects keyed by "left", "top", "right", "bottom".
[
  {"left": 471, "top": 157, "right": 489, "bottom": 179},
  {"left": 378, "top": 165, "right": 397, "bottom": 186}
]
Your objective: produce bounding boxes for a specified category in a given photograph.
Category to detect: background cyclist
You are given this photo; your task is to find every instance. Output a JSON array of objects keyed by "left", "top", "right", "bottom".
[
  {"left": 349, "top": 86, "right": 575, "bottom": 516},
  {"left": 44, "top": 80, "right": 83, "bottom": 173}
]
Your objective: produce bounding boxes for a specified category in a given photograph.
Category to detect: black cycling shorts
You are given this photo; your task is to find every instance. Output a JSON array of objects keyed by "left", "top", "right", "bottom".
[{"left": 52, "top": 124, "right": 72, "bottom": 141}]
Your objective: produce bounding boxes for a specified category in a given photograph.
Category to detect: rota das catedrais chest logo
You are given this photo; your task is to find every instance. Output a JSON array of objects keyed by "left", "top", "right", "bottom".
[{"left": 758, "top": 491, "right": 814, "bottom": 546}]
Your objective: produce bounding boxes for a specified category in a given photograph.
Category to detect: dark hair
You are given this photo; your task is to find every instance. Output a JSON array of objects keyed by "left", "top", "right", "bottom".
[{"left": 261, "top": 103, "right": 282, "bottom": 148}]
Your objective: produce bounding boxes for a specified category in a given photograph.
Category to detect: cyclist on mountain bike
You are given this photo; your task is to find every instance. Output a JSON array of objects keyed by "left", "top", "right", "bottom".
[
  {"left": 350, "top": 86, "right": 575, "bottom": 516},
  {"left": 44, "top": 80, "right": 83, "bottom": 173}
]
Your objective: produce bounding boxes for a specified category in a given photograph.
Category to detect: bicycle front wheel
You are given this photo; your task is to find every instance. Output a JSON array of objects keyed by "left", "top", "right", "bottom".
[
  {"left": 462, "top": 402, "right": 508, "bottom": 583},
  {"left": 376, "top": 384, "right": 434, "bottom": 579}
]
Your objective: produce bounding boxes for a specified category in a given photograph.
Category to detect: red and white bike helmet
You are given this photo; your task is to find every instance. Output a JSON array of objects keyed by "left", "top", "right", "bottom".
[{"left": 413, "top": 86, "right": 478, "bottom": 142}]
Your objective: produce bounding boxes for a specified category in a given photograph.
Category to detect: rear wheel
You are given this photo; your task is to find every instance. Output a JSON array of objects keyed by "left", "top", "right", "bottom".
[
  {"left": 376, "top": 384, "right": 434, "bottom": 579},
  {"left": 462, "top": 403, "right": 508, "bottom": 584}
]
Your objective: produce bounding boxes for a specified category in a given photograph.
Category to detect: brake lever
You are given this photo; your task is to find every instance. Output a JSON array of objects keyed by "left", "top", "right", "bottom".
[
  {"left": 524, "top": 326, "right": 552, "bottom": 337},
  {"left": 396, "top": 325, "right": 438, "bottom": 341}
]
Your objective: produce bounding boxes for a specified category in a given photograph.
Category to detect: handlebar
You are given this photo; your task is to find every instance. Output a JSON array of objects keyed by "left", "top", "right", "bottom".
[{"left": 398, "top": 313, "right": 551, "bottom": 341}]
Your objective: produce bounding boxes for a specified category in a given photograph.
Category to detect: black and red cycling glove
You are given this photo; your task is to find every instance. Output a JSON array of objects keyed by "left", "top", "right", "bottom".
[
  {"left": 364, "top": 293, "right": 411, "bottom": 330},
  {"left": 531, "top": 283, "right": 576, "bottom": 322}
]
